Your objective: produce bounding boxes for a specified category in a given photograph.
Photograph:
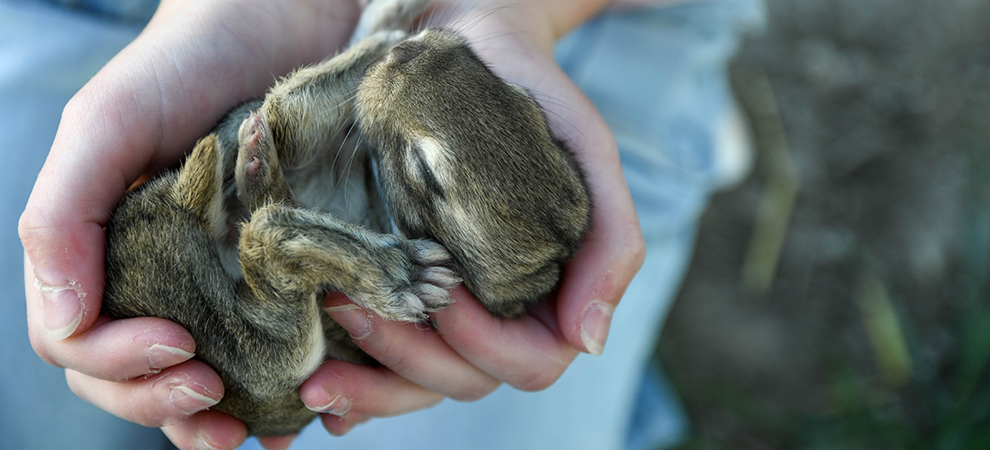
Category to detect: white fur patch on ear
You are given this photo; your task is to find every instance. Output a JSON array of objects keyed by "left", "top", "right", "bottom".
[
  {"left": 416, "top": 136, "right": 450, "bottom": 168},
  {"left": 409, "top": 136, "right": 453, "bottom": 188}
]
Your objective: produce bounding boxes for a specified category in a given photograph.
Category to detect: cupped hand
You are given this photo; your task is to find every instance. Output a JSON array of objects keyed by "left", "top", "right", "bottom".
[
  {"left": 19, "top": 0, "right": 365, "bottom": 448},
  {"left": 303, "top": 0, "right": 645, "bottom": 436}
]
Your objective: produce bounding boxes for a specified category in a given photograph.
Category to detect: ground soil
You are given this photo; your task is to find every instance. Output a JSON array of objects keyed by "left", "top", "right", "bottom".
[{"left": 657, "top": 0, "right": 990, "bottom": 447}]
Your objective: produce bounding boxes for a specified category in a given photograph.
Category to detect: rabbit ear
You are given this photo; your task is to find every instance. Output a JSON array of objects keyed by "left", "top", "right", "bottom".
[{"left": 174, "top": 133, "right": 227, "bottom": 240}]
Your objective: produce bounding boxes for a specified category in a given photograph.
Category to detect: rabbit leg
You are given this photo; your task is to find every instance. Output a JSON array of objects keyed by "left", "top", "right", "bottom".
[
  {"left": 239, "top": 205, "right": 460, "bottom": 322},
  {"left": 235, "top": 110, "right": 296, "bottom": 211},
  {"left": 234, "top": 110, "right": 459, "bottom": 322}
]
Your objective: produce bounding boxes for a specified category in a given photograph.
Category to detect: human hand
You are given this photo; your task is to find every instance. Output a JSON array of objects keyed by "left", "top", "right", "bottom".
[
  {"left": 19, "top": 0, "right": 366, "bottom": 448},
  {"left": 302, "top": 0, "right": 646, "bottom": 437}
]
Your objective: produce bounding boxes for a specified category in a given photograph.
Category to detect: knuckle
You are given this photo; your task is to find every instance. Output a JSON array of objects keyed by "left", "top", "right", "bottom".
[
  {"left": 62, "top": 91, "right": 90, "bottom": 121},
  {"left": 448, "top": 379, "right": 501, "bottom": 402},
  {"left": 364, "top": 338, "right": 405, "bottom": 370},
  {"left": 625, "top": 224, "right": 647, "bottom": 271},
  {"left": 511, "top": 366, "right": 565, "bottom": 392},
  {"left": 27, "top": 327, "right": 59, "bottom": 367},
  {"left": 17, "top": 206, "right": 50, "bottom": 247},
  {"left": 63, "top": 369, "right": 85, "bottom": 396}
]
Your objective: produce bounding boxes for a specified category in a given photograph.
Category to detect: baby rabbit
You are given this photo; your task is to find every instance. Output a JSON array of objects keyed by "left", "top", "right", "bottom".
[
  {"left": 102, "top": 0, "right": 590, "bottom": 436},
  {"left": 357, "top": 28, "right": 591, "bottom": 316}
]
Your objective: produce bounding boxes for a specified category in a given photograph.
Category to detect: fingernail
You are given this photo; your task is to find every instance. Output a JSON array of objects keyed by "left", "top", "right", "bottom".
[
  {"left": 34, "top": 278, "right": 84, "bottom": 341},
  {"left": 110, "top": 344, "right": 197, "bottom": 381},
  {"left": 147, "top": 344, "right": 195, "bottom": 370},
  {"left": 325, "top": 304, "right": 373, "bottom": 340},
  {"left": 307, "top": 394, "right": 353, "bottom": 416},
  {"left": 580, "top": 301, "right": 614, "bottom": 356},
  {"left": 169, "top": 385, "right": 220, "bottom": 415}
]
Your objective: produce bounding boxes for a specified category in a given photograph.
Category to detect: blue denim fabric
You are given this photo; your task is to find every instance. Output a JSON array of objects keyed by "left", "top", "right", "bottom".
[
  {"left": 37, "top": 0, "right": 157, "bottom": 22},
  {"left": 556, "top": 6, "right": 763, "bottom": 447},
  {"left": 0, "top": 1, "right": 762, "bottom": 448}
]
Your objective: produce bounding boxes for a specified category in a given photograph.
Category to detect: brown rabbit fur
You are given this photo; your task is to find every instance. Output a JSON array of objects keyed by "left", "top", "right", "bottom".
[{"left": 101, "top": 0, "right": 591, "bottom": 437}]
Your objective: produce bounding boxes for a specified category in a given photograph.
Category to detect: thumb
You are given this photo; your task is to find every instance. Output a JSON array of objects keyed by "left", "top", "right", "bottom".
[
  {"left": 20, "top": 221, "right": 106, "bottom": 342},
  {"left": 18, "top": 57, "right": 163, "bottom": 342},
  {"left": 18, "top": 109, "right": 134, "bottom": 342}
]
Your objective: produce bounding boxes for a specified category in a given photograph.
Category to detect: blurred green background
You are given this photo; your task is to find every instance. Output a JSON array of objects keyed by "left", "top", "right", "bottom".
[{"left": 656, "top": 0, "right": 990, "bottom": 448}]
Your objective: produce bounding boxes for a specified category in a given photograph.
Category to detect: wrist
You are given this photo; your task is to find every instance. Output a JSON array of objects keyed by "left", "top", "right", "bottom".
[
  {"left": 430, "top": 0, "right": 610, "bottom": 52},
  {"left": 533, "top": 0, "right": 612, "bottom": 40}
]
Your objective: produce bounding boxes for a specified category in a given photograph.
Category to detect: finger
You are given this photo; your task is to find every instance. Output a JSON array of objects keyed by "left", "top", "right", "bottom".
[
  {"left": 65, "top": 360, "right": 224, "bottom": 428},
  {"left": 299, "top": 359, "right": 444, "bottom": 421},
  {"left": 542, "top": 66, "right": 644, "bottom": 355},
  {"left": 484, "top": 44, "right": 643, "bottom": 356},
  {"left": 257, "top": 434, "right": 296, "bottom": 450},
  {"left": 20, "top": 217, "right": 109, "bottom": 342},
  {"left": 431, "top": 287, "right": 579, "bottom": 391},
  {"left": 323, "top": 293, "right": 501, "bottom": 401},
  {"left": 455, "top": 20, "right": 645, "bottom": 356},
  {"left": 554, "top": 194, "right": 644, "bottom": 357},
  {"left": 161, "top": 410, "right": 248, "bottom": 450},
  {"left": 544, "top": 79, "right": 645, "bottom": 356},
  {"left": 32, "top": 313, "right": 195, "bottom": 381},
  {"left": 320, "top": 411, "right": 371, "bottom": 437}
]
